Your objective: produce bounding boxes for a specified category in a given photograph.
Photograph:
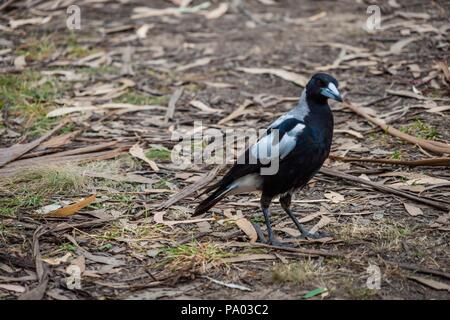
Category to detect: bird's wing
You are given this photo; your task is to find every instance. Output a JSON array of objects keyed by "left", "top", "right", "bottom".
[
  {"left": 252, "top": 117, "right": 305, "bottom": 160},
  {"left": 216, "top": 115, "right": 306, "bottom": 188}
]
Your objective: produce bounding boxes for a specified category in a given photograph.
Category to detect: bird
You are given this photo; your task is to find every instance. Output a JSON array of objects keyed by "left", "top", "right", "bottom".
[{"left": 193, "top": 73, "right": 342, "bottom": 245}]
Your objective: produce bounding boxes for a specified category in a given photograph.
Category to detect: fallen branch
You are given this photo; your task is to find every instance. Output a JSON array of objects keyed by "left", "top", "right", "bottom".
[
  {"left": 391, "top": 262, "right": 450, "bottom": 280},
  {"left": 330, "top": 155, "right": 450, "bottom": 167},
  {"left": 0, "top": 119, "right": 69, "bottom": 168},
  {"left": 343, "top": 101, "right": 450, "bottom": 154},
  {"left": 320, "top": 167, "right": 450, "bottom": 212}
]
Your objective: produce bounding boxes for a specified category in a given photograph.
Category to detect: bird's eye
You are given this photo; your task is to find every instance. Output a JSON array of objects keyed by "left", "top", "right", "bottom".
[{"left": 316, "top": 79, "right": 325, "bottom": 87}]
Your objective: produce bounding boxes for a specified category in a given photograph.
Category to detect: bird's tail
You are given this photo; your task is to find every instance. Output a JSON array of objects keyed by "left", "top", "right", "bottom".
[{"left": 193, "top": 185, "right": 233, "bottom": 216}]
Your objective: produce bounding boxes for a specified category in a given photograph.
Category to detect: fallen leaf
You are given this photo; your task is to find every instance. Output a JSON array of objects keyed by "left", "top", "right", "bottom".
[
  {"left": 277, "top": 227, "right": 300, "bottom": 237},
  {"left": 131, "top": 2, "right": 210, "bottom": 19},
  {"left": 310, "top": 215, "right": 333, "bottom": 234},
  {"left": 235, "top": 218, "right": 258, "bottom": 243},
  {"left": 129, "top": 144, "right": 159, "bottom": 172},
  {"left": 404, "top": 203, "right": 423, "bottom": 216},
  {"left": 14, "top": 56, "right": 26, "bottom": 69},
  {"left": 18, "top": 279, "right": 48, "bottom": 300},
  {"left": 47, "top": 103, "right": 164, "bottom": 117},
  {"left": 9, "top": 16, "right": 51, "bottom": 29},
  {"left": 204, "top": 276, "right": 251, "bottom": 291},
  {"left": 153, "top": 211, "right": 213, "bottom": 228},
  {"left": 303, "top": 287, "right": 328, "bottom": 299},
  {"left": 197, "top": 221, "right": 212, "bottom": 232},
  {"left": 324, "top": 191, "right": 345, "bottom": 203},
  {"left": 218, "top": 100, "right": 252, "bottom": 125},
  {"left": 386, "top": 89, "right": 427, "bottom": 100},
  {"left": 42, "top": 252, "right": 72, "bottom": 266},
  {"left": 389, "top": 37, "right": 420, "bottom": 55},
  {"left": 36, "top": 203, "right": 64, "bottom": 215},
  {"left": 46, "top": 195, "right": 96, "bottom": 217},
  {"left": 176, "top": 57, "right": 212, "bottom": 72},
  {"left": 237, "top": 67, "right": 308, "bottom": 87},
  {"left": 136, "top": 24, "right": 152, "bottom": 39},
  {"left": 41, "top": 70, "right": 86, "bottom": 82},
  {"left": 70, "top": 255, "right": 86, "bottom": 273},
  {"left": 409, "top": 276, "right": 450, "bottom": 292},
  {"left": 426, "top": 105, "right": 450, "bottom": 113},
  {"left": 203, "top": 2, "right": 229, "bottom": 19},
  {"left": 0, "top": 284, "right": 26, "bottom": 293},
  {"left": 190, "top": 100, "right": 222, "bottom": 113},
  {"left": 0, "top": 121, "right": 68, "bottom": 168}
]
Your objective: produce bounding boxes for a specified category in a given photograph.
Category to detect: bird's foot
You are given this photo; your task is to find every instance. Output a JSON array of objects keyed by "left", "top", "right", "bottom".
[
  {"left": 255, "top": 231, "right": 291, "bottom": 247},
  {"left": 300, "top": 230, "right": 330, "bottom": 239},
  {"left": 267, "top": 237, "right": 289, "bottom": 247}
]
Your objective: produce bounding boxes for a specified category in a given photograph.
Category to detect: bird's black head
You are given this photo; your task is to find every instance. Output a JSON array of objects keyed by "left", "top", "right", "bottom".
[{"left": 306, "top": 73, "right": 343, "bottom": 103}]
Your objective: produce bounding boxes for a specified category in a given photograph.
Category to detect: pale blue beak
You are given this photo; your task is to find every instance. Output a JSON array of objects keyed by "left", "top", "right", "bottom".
[{"left": 320, "top": 83, "right": 343, "bottom": 102}]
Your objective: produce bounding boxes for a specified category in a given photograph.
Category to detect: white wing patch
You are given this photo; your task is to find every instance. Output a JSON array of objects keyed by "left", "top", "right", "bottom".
[
  {"left": 250, "top": 123, "right": 305, "bottom": 161},
  {"left": 278, "top": 123, "right": 305, "bottom": 159}
]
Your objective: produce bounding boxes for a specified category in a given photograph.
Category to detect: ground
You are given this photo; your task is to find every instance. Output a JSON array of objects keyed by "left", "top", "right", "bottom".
[{"left": 0, "top": 0, "right": 449, "bottom": 300}]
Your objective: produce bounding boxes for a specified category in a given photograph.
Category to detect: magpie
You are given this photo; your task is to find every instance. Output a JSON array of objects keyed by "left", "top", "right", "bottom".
[{"left": 194, "top": 73, "right": 342, "bottom": 245}]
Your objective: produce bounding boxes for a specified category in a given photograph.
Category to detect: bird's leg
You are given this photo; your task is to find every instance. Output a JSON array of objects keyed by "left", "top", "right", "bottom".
[
  {"left": 260, "top": 196, "right": 283, "bottom": 246},
  {"left": 280, "top": 193, "right": 329, "bottom": 239},
  {"left": 251, "top": 221, "right": 266, "bottom": 243}
]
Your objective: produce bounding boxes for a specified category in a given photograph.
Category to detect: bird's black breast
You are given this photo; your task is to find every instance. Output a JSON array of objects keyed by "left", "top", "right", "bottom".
[{"left": 261, "top": 104, "right": 333, "bottom": 198}]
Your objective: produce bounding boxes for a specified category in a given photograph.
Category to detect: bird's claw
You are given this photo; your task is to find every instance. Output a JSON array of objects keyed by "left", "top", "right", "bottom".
[{"left": 301, "top": 230, "right": 330, "bottom": 239}]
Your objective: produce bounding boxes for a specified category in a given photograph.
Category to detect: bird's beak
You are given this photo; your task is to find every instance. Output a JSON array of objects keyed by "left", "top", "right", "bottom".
[{"left": 320, "top": 83, "right": 343, "bottom": 102}]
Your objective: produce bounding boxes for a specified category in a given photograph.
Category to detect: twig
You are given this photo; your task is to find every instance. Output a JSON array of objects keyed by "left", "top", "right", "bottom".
[
  {"left": 390, "top": 262, "right": 450, "bottom": 280},
  {"left": 0, "top": 119, "right": 70, "bottom": 168},
  {"left": 0, "top": 0, "right": 16, "bottom": 11},
  {"left": 253, "top": 243, "right": 344, "bottom": 258},
  {"left": 343, "top": 101, "right": 450, "bottom": 154},
  {"left": 164, "top": 87, "right": 183, "bottom": 123},
  {"left": 320, "top": 167, "right": 450, "bottom": 212},
  {"left": 330, "top": 155, "right": 450, "bottom": 167},
  {"left": 203, "top": 276, "right": 252, "bottom": 291}
]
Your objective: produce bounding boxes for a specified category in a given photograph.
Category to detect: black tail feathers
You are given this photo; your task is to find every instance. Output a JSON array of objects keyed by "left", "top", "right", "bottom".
[{"left": 193, "top": 186, "right": 231, "bottom": 216}]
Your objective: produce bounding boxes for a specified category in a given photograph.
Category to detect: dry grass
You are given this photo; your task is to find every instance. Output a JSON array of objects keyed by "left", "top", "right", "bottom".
[
  {"left": 271, "top": 259, "right": 326, "bottom": 285},
  {"left": 159, "top": 242, "right": 232, "bottom": 273}
]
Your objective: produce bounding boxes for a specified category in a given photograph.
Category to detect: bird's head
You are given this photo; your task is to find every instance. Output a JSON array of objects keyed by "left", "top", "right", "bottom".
[{"left": 306, "top": 73, "right": 343, "bottom": 103}]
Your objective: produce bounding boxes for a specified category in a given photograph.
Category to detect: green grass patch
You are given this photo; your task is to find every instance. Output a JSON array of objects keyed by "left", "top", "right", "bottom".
[
  {"left": 59, "top": 243, "right": 77, "bottom": 253},
  {"left": 400, "top": 119, "right": 439, "bottom": 140},
  {"left": 0, "top": 165, "right": 89, "bottom": 216},
  {"left": 16, "top": 36, "right": 56, "bottom": 61},
  {"left": 0, "top": 71, "right": 68, "bottom": 134},
  {"left": 145, "top": 146, "right": 171, "bottom": 160},
  {"left": 66, "top": 33, "right": 98, "bottom": 59},
  {"left": 113, "top": 91, "right": 169, "bottom": 105},
  {"left": 391, "top": 150, "right": 401, "bottom": 160},
  {"left": 158, "top": 241, "right": 231, "bottom": 271},
  {"left": 0, "top": 194, "right": 43, "bottom": 217}
]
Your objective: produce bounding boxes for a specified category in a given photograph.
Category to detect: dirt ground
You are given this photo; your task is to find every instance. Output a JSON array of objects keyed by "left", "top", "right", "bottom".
[{"left": 0, "top": 0, "right": 449, "bottom": 300}]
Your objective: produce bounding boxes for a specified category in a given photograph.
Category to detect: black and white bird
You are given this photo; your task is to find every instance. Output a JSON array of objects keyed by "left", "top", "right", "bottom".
[{"left": 194, "top": 73, "right": 342, "bottom": 245}]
